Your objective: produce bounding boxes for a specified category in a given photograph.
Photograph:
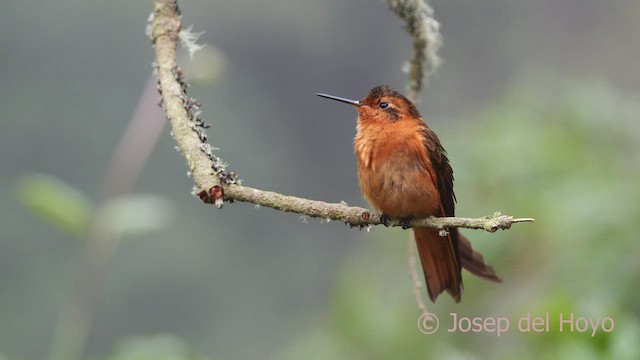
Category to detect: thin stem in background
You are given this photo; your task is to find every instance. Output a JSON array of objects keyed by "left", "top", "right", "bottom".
[{"left": 49, "top": 76, "right": 165, "bottom": 360}]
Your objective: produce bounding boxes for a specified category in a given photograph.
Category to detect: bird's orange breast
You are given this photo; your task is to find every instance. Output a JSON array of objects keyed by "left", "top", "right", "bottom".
[{"left": 354, "top": 122, "right": 441, "bottom": 219}]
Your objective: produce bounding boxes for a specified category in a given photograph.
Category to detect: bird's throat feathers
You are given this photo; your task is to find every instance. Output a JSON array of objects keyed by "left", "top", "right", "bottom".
[{"left": 354, "top": 118, "right": 426, "bottom": 171}]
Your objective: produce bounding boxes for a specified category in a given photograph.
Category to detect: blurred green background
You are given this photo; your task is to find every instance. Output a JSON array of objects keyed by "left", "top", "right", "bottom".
[{"left": 1, "top": 1, "right": 639, "bottom": 359}]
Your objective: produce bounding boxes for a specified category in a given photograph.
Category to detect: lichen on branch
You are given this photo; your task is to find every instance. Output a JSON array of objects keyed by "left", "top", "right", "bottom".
[
  {"left": 149, "top": 0, "right": 239, "bottom": 195},
  {"left": 384, "top": 0, "right": 442, "bottom": 103}
]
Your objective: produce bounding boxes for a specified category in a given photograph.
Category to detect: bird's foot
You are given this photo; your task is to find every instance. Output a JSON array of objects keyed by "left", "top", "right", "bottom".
[
  {"left": 380, "top": 213, "right": 391, "bottom": 227},
  {"left": 400, "top": 217, "right": 413, "bottom": 230}
]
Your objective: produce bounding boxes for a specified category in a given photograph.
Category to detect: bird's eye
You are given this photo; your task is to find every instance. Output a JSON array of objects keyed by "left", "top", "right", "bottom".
[{"left": 379, "top": 102, "right": 389, "bottom": 109}]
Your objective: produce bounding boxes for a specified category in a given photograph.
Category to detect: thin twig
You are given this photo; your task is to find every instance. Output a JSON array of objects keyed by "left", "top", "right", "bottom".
[
  {"left": 223, "top": 184, "right": 534, "bottom": 231},
  {"left": 408, "top": 236, "right": 428, "bottom": 316}
]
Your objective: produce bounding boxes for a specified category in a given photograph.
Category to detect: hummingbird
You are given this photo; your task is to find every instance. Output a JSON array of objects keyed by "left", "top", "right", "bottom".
[{"left": 317, "top": 85, "right": 500, "bottom": 302}]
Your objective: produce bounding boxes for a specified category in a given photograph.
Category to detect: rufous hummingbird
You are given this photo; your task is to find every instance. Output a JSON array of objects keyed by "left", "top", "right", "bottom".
[{"left": 317, "top": 85, "right": 500, "bottom": 302}]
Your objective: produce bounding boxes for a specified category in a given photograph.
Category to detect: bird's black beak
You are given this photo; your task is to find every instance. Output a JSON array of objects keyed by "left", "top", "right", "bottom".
[{"left": 316, "top": 93, "right": 363, "bottom": 106}]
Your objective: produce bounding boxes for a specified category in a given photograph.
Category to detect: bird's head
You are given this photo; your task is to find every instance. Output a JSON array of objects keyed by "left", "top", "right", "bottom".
[{"left": 317, "top": 85, "right": 421, "bottom": 124}]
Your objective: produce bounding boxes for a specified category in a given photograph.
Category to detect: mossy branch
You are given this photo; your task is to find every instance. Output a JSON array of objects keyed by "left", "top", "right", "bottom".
[
  {"left": 384, "top": 0, "right": 442, "bottom": 103},
  {"left": 149, "top": 0, "right": 534, "bottom": 232}
]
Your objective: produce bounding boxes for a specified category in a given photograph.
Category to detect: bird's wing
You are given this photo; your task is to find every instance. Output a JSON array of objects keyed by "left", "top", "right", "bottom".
[
  {"left": 420, "top": 127, "right": 456, "bottom": 217},
  {"left": 420, "top": 126, "right": 501, "bottom": 283},
  {"left": 412, "top": 126, "right": 463, "bottom": 302}
]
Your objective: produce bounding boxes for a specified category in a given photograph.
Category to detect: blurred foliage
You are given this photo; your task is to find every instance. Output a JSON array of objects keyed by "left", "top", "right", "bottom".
[
  {"left": 98, "top": 335, "right": 212, "bottom": 360},
  {"left": 18, "top": 178, "right": 173, "bottom": 360},
  {"left": 18, "top": 173, "right": 172, "bottom": 240},
  {"left": 99, "top": 195, "right": 172, "bottom": 239},
  {"left": 18, "top": 173, "right": 93, "bottom": 237},
  {"left": 182, "top": 45, "right": 228, "bottom": 86}
]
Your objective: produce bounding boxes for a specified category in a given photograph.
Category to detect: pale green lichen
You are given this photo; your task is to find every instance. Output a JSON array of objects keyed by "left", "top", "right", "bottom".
[{"left": 385, "top": 0, "right": 442, "bottom": 102}]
